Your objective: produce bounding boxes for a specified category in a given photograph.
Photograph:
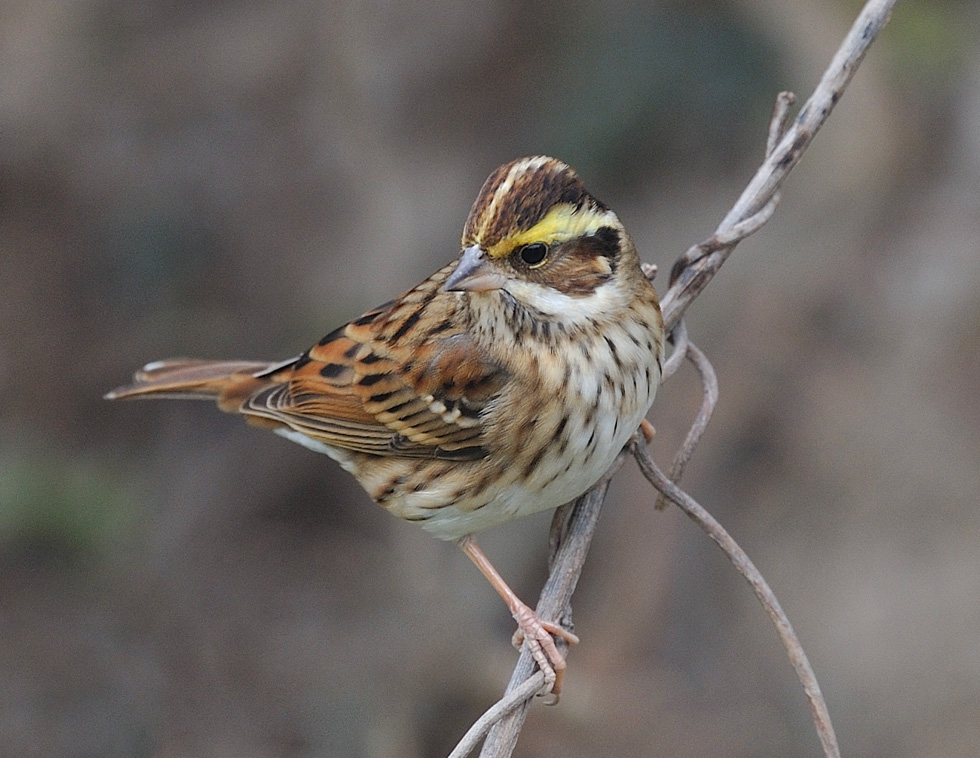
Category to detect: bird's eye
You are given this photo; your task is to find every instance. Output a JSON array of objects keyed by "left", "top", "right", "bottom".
[{"left": 516, "top": 242, "right": 549, "bottom": 268}]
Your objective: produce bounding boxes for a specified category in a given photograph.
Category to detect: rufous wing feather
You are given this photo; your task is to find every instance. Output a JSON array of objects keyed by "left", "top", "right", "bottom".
[{"left": 239, "top": 285, "right": 504, "bottom": 461}]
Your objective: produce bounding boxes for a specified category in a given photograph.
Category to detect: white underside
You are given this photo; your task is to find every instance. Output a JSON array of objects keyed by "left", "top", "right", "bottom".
[{"left": 273, "top": 427, "right": 338, "bottom": 457}]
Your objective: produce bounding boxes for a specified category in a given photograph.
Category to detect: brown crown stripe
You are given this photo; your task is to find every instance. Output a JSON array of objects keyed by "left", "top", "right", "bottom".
[{"left": 461, "top": 157, "right": 606, "bottom": 251}]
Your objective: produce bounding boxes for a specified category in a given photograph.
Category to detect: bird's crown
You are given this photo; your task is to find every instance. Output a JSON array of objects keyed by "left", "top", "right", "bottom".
[{"left": 462, "top": 157, "right": 618, "bottom": 260}]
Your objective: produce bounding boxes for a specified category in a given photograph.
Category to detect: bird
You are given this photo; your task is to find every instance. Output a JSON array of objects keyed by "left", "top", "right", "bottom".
[{"left": 106, "top": 156, "right": 665, "bottom": 696}]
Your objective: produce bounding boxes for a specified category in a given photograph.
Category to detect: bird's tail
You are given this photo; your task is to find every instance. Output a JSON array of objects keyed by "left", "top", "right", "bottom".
[{"left": 105, "top": 358, "right": 279, "bottom": 412}]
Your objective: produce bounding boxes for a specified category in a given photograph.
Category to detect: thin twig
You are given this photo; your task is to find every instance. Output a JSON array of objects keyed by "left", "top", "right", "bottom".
[
  {"left": 633, "top": 445, "right": 841, "bottom": 758},
  {"left": 660, "top": 317, "right": 689, "bottom": 382},
  {"left": 664, "top": 193, "right": 778, "bottom": 295},
  {"left": 767, "top": 91, "right": 797, "bottom": 157},
  {"left": 654, "top": 333, "right": 719, "bottom": 510}
]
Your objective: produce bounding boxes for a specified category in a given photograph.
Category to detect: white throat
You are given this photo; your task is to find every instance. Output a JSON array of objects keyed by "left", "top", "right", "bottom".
[{"left": 502, "top": 277, "right": 628, "bottom": 328}]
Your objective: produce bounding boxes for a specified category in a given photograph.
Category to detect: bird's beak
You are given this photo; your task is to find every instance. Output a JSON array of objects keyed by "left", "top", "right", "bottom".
[{"left": 442, "top": 245, "right": 507, "bottom": 292}]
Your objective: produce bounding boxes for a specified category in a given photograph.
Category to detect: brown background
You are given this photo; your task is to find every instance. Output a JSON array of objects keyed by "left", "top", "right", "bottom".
[{"left": 2, "top": 1, "right": 979, "bottom": 756}]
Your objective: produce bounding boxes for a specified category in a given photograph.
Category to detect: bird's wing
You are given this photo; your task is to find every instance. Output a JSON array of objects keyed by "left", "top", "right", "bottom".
[{"left": 242, "top": 268, "right": 505, "bottom": 461}]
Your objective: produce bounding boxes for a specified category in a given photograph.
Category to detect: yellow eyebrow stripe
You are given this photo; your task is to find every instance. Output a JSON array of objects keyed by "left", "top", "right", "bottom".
[{"left": 485, "top": 204, "right": 614, "bottom": 259}]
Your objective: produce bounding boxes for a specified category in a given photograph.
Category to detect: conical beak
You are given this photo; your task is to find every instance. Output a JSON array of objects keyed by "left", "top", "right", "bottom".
[{"left": 442, "top": 245, "right": 507, "bottom": 292}]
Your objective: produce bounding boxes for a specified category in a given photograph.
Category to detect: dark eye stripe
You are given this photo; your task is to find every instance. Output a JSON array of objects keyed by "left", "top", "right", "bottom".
[{"left": 592, "top": 226, "right": 620, "bottom": 253}]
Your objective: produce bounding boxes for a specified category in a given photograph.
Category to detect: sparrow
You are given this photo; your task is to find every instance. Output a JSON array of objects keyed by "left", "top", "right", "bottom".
[{"left": 107, "top": 156, "right": 665, "bottom": 696}]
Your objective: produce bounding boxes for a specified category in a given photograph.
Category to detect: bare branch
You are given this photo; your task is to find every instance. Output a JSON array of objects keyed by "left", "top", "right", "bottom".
[
  {"left": 660, "top": 0, "right": 896, "bottom": 331},
  {"left": 633, "top": 445, "right": 841, "bottom": 758},
  {"left": 654, "top": 331, "right": 719, "bottom": 510}
]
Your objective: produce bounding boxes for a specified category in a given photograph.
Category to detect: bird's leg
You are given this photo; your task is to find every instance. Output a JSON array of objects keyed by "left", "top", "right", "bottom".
[
  {"left": 639, "top": 418, "right": 656, "bottom": 443},
  {"left": 458, "top": 535, "right": 579, "bottom": 697}
]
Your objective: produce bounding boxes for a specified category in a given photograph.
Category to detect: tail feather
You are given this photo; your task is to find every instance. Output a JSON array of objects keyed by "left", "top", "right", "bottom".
[{"left": 105, "top": 359, "right": 278, "bottom": 411}]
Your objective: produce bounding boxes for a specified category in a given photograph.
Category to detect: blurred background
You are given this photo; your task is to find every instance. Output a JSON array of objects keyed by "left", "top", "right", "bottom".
[{"left": 2, "top": 0, "right": 979, "bottom": 756}]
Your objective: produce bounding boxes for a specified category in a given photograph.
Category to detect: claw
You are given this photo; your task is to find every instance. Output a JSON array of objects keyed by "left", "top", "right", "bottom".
[
  {"left": 458, "top": 535, "right": 579, "bottom": 700},
  {"left": 509, "top": 600, "right": 579, "bottom": 699},
  {"left": 512, "top": 616, "right": 580, "bottom": 649}
]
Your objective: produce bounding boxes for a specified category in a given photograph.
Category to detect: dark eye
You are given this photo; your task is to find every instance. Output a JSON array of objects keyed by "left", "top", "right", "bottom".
[{"left": 517, "top": 242, "right": 549, "bottom": 267}]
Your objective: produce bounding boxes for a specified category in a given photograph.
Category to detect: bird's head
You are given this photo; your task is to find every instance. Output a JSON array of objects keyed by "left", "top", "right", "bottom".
[{"left": 443, "top": 157, "right": 640, "bottom": 322}]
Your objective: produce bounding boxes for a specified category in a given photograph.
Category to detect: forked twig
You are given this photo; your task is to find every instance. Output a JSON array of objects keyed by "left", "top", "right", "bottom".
[
  {"left": 454, "top": 1, "right": 897, "bottom": 755},
  {"left": 447, "top": 674, "right": 545, "bottom": 758},
  {"left": 661, "top": 0, "right": 895, "bottom": 331}
]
